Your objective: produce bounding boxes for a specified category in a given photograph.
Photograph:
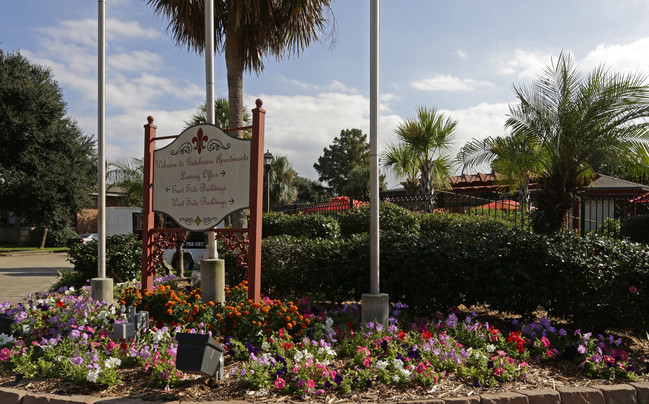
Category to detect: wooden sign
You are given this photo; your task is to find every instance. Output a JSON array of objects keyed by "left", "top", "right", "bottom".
[{"left": 152, "top": 124, "right": 251, "bottom": 231}]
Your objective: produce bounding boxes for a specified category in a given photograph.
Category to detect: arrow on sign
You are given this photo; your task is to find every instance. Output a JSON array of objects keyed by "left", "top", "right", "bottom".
[
  {"left": 166, "top": 187, "right": 170, "bottom": 192},
  {"left": 229, "top": 198, "right": 235, "bottom": 205},
  {"left": 220, "top": 170, "right": 226, "bottom": 177}
]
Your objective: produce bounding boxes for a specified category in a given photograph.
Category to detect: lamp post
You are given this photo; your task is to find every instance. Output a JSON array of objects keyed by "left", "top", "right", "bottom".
[{"left": 264, "top": 150, "right": 273, "bottom": 212}]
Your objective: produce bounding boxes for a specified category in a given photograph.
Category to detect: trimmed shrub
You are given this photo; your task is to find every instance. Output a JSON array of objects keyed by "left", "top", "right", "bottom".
[
  {"left": 261, "top": 211, "right": 649, "bottom": 332},
  {"left": 338, "top": 203, "right": 419, "bottom": 237},
  {"left": 620, "top": 214, "right": 649, "bottom": 244},
  {"left": 46, "top": 227, "right": 77, "bottom": 247},
  {"left": 67, "top": 233, "right": 141, "bottom": 285},
  {"left": 262, "top": 212, "right": 340, "bottom": 239}
]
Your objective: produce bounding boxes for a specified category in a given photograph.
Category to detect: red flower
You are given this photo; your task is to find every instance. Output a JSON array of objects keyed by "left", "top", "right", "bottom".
[
  {"left": 56, "top": 301, "right": 64, "bottom": 307},
  {"left": 398, "top": 330, "right": 406, "bottom": 340}
]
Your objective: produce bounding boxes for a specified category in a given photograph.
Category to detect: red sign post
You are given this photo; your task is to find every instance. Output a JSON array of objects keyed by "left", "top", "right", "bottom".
[{"left": 141, "top": 99, "right": 266, "bottom": 302}]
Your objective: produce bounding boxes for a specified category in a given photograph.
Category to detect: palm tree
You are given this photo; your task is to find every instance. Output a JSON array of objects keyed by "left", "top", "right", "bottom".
[
  {"left": 506, "top": 52, "right": 649, "bottom": 234},
  {"left": 267, "top": 156, "right": 297, "bottom": 206},
  {"left": 457, "top": 134, "right": 544, "bottom": 210},
  {"left": 184, "top": 97, "right": 251, "bottom": 132},
  {"left": 144, "top": 0, "right": 333, "bottom": 226},
  {"left": 107, "top": 158, "right": 144, "bottom": 207},
  {"left": 144, "top": 0, "right": 333, "bottom": 136},
  {"left": 391, "top": 107, "right": 456, "bottom": 207},
  {"left": 381, "top": 144, "right": 420, "bottom": 196}
]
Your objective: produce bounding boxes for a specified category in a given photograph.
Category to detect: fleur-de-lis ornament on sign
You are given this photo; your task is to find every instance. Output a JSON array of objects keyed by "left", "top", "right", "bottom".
[{"left": 192, "top": 128, "right": 208, "bottom": 154}]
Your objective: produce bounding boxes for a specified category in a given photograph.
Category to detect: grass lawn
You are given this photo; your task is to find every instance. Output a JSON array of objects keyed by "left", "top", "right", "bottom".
[{"left": 0, "top": 246, "right": 68, "bottom": 253}]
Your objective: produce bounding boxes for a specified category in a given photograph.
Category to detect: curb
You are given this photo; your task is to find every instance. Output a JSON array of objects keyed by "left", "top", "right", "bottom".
[{"left": 1, "top": 383, "right": 649, "bottom": 404}]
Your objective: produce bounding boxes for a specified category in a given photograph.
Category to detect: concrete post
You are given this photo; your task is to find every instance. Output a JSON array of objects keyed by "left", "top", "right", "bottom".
[
  {"left": 91, "top": 277, "right": 114, "bottom": 305},
  {"left": 200, "top": 259, "right": 225, "bottom": 304}
]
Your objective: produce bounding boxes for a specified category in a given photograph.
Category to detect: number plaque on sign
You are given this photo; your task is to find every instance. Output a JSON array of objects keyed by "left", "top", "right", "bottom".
[{"left": 153, "top": 124, "right": 251, "bottom": 231}]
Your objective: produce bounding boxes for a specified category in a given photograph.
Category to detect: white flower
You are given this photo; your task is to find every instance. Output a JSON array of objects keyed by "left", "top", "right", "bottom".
[
  {"left": 104, "top": 357, "right": 121, "bottom": 369},
  {"left": 325, "top": 317, "right": 334, "bottom": 328},
  {"left": 391, "top": 358, "right": 403, "bottom": 369},
  {"left": 375, "top": 360, "right": 388, "bottom": 370},
  {"left": 86, "top": 369, "right": 99, "bottom": 383},
  {"left": 261, "top": 341, "right": 270, "bottom": 351},
  {"left": 486, "top": 344, "right": 496, "bottom": 353},
  {"left": 0, "top": 333, "right": 16, "bottom": 347}
]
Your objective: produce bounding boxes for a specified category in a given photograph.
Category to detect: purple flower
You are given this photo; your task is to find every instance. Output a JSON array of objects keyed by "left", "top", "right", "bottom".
[
  {"left": 629, "top": 286, "right": 639, "bottom": 294},
  {"left": 69, "top": 356, "right": 84, "bottom": 366},
  {"left": 577, "top": 345, "right": 586, "bottom": 354},
  {"left": 558, "top": 328, "right": 567, "bottom": 336}
]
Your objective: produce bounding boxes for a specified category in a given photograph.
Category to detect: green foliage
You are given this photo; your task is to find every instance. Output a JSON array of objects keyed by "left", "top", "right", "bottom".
[
  {"left": 0, "top": 50, "right": 96, "bottom": 237},
  {"left": 262, "top": 212, "right": 340, "bottom": 239},
  {"left": 45, "top": 227, "right": 77, "bottom": 248},
  {"left": 506, "top": 53, "right": 649, "bottom": 234},
  {"left": 314, "top": 129, "right": 386, "bottom": 196},
  {"left": 620, "top": 214, "right": 649, "bottom": 244},
  {"left": 338, "top": 203, "right": 419, "bottom": 237},
  {"left": 419, "top": 211, "right": 514, "bottom": 234},
  {"left": 293, "top": 174, "right": 332, "bottom": 203},
  {"left": 29, "top": 227, "right": 78, "bottom": 248},
  {"left": 261, "top": 209, "right": 649, "bottom": 332},
  {"left": 67, "top": 234, "right": 141, "bottom": 284},
  {"left": 597, "top": 218, "right": 621, "bottom": 239},
  {"left": 267, "top": 156, "right": 298, "bottom": 205}
]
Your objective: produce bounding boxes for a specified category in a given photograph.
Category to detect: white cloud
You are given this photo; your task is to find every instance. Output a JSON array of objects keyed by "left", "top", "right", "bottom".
[
  {"left": 494, "top": 49, "right": 559, "bottom": 81},
  {"left": 455, "top": 49, "right": 469, "bottom": 61},
  {"left": 580, "top": 37, "right": 649, "bottom": 73},
  {"left": 108, "top": 51, "right": 163, "bottom": 72},
  {"left": 244, "top": 92, "right": 400, "bottom": 182},
  {"left": 105, "top": 18, "right": 163, "bottom": 41},
  {"left": 411, "top": 75, "right": 493, "bottom": 92},
  {"left": 440, "top": 102, "right": 511, "bottom": 173}
]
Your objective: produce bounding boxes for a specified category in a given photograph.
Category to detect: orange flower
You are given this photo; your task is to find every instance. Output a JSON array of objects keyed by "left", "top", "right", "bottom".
[
  {"left": 286, "top": 323, "right": 293, "bottom": 330},
  {"left": 208, "top": 301, "right": 215, "bottom": 307}
]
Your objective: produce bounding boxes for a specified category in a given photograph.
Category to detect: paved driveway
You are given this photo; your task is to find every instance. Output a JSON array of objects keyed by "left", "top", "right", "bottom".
[{"left": 0, "top": 253, "right": 72, "bottom": 304}]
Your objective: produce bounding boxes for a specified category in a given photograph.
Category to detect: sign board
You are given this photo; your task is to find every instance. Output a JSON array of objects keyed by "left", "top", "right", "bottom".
[{"left": 153, "top": 124, "right": 250, "bottom": 231}]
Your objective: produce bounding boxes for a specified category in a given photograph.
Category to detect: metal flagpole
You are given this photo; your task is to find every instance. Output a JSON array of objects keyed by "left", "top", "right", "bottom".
[
  {"left": 91, "top": 0, "right": 113, "bottom": 304},
  {"left": 98, "top": 0, "right": 106, "bottom": 278},
  {"left": 205, "top": 0, "right": 217, "bottom": 259},
  {"left": 362, "top": 0, "right": 388, "bottom": 324},
  {"left": 369, "top": 0, "right": 380, "bottom": 294}
]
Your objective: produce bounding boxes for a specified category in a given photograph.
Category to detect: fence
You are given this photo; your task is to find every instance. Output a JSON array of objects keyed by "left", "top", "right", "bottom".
[{"left": 272, "top": 190, "right": 649, "bottom": 235}]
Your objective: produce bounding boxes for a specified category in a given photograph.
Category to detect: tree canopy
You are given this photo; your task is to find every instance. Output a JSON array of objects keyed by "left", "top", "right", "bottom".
[
  {"left": 505, "top": 52, "right": 649, "bottom": 234},
  {"left": 0, "top": 50, "right": 96, "bottom": 245},
  {"left": 314, "top": 128, "right": 386, "bottom": 198},
  {"left": 387, "top": 107, "right": 456, "bottom": 200}
]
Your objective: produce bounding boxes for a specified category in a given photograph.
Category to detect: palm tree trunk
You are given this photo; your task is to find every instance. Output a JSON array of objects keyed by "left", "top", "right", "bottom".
[
  {"left": 225, "top": 29, "right": 248, "bottom": 229},
  {"left": 419, "top": 161, "right": 435, "bottom": 212}
]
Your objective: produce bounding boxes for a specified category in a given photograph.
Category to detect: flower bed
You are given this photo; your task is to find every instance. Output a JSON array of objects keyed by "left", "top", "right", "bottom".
[{"left": 0, "top": 276, "right": 647, "bottom": 402}]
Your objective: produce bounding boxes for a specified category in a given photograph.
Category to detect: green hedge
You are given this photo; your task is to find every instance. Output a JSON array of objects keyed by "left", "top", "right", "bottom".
[
  {"left": 66, "top": 234, "right": 141, "bottom": 286},
  {"left": 261, "top": 211, "right": 649, "bottom": 332},
  {"left": 620, "top": 214, "right": 649, "bottom": 244},
  {"left": 262, "top": 212, "right": 340, "bottom": 239},
  {"left": 338, "top": 203, "right": 419, "bottom": 237}
]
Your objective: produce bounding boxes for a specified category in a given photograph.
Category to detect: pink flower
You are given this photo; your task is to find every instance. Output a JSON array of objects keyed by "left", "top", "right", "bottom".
[
  {"left": 0, "top": 348, "right": 11, "bottom": 362},
  {"left": 306, "top": 379, "right": 316, "bottom": 389},
  {"left": 546, "top": 350, "right": 553, "bottom": 358},
  {"left": 493, "top": 367, "right": 505, "bottom": 376},
  {"left": 629, "top": 286, "right": 639, "bottom": 294},
  {"left": 362, "top": 356, "right": 371, "bottom": 367},
  {"left": 541, "top": 336, "right": 550, "bottom": 348},
  {"left": 416, "top": 362, "right": 428, "bottom": 374},
  {"left": 274, "top": 377, "right": 286, "bottom": 389}
]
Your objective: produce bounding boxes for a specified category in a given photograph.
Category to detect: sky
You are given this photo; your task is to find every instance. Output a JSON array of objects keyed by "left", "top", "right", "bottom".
[{"left": 3, "top": 0, "right": 649, "bottom": 189}]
